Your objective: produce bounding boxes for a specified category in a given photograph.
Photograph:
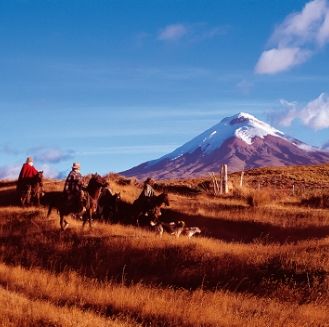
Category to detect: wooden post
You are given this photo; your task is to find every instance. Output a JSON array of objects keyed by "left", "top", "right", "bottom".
[
  {"left": 219, "top": 165, "right": 223, "bottom": 195},
  {"left": 240, "top": 171, "right": 244, "bottom": 188},
  {"left": 209, "top": 172, "right": 219, "bottom": 196},
  {"left": 223, "top": 164, "right": 228, "bottom": 194},
  {"left": 214, "top": 174, "right": 220, "bottom": 196}
]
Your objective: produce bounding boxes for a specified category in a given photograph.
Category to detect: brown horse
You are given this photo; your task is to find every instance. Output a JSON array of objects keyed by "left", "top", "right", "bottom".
[
  {"left": 96, "top": 188, "right": 121, "bottom": 223},
  {"left": 17, "top": 171, "right": 44, "bottom": 207},
  {"left": 45, "top": 173, "right": 108, "bottom": 230},
  {"left": 133, "top": 192, "right": 169, "bottom": 226}
]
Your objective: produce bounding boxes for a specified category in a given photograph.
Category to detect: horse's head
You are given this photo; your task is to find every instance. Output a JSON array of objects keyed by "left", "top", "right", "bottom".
[
  {"left": 35, "top": 171, "right": 44, "bottom": 183},
  {"left": 88, "top": 173, "right": 108, "bottom": 188},
  {"left": 160, "top": 192, "right": 170, "bottom": 206}
]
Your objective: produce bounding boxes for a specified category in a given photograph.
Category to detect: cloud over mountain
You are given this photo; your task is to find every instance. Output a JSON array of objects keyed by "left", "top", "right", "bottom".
[
  {"left": 256, "top": 0, "right": 329, "bottom": 74},
  {"left": 277, "top": 93, "right": 329, "bottom": 129}
]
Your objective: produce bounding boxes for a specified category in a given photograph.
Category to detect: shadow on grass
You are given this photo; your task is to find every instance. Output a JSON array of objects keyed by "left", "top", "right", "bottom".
[
  {"left": 161, "top": 208, "right": 329, "bottom": 244},
  {"left": 0, "top": 186, "right": 20, "bottom": 207},
  {"left": 0, "top": 210, "right": 328, "bottom": 304}
]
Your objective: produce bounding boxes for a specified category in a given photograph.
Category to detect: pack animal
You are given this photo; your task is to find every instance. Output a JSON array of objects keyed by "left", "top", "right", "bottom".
[
  {"left": 96, "top": 188, "right": 121, "bottom": 223},
  {"left": 18, "top": 171, "right": 44, "bottom": 207},
  {"left": 133, "top": 192, "right": 169, "bottom": 226},
  {"left": 45, "top": 174, "right": 108, "bottom": 230}
]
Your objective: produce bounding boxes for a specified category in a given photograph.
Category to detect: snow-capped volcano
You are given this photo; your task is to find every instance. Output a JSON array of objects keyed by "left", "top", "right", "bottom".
[{"left": 121, "top": 112, "right": 329, "bottom": 179}]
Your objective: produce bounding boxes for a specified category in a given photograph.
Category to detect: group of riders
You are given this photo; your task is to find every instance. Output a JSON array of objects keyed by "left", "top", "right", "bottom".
[{"left": 17, "top": 156, "right": 157, "bottom": 218}]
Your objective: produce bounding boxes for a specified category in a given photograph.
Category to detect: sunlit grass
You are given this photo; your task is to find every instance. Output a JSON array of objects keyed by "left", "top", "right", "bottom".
[{"left": 1, "top": 163, "right": 329, "bottom": 325}]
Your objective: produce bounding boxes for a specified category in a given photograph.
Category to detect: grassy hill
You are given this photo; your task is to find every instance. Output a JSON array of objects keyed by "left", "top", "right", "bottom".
[{"left": 1, "top": 164, "right": 329, "bottom": 326}]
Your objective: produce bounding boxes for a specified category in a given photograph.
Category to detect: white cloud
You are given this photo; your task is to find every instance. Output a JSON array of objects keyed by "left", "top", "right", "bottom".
[
  {"left": 28, "top": 147, "right": 75, "bottom": 163},
  {"left": 0, "top": 164, "right": 20, "bottom": 180},
  {"left": 39, "top": 164, "right": 63, "bottom": 179},
  {"left": 0, "top": 162, "right": 64, "bottom": 180},
  {"left": 255, "top": 47, "right": 311, "bottom": 74},
  {"left": 157, "top": 22, "right": 227, "bottom": 43},
  {"left": 256, "top": 0, "right": 329, "bottom": 74},
  {"left": 158, "top": 24, "right": 188, "bottom": 41},
  {"left": 317, "top": 10, "right": 329, "bottom": 45},
  {"left": 278, "top": 93, "right": 329, "bottom": 129}
]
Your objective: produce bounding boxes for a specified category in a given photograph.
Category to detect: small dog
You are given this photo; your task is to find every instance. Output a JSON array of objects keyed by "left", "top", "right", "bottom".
[
  {"left": 180, "top": 227, "right": 202, "bottom": 238},
  {"left": 149, "top": 220, "right": 164, "bottom": 237},
  {"left": 153, "top": 220, "right": 201, "bottom": 239}
]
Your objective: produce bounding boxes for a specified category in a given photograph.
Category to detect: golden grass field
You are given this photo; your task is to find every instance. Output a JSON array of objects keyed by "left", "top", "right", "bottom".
[{"left": 1, "top": 164, "right": 329, "bottom": 326}]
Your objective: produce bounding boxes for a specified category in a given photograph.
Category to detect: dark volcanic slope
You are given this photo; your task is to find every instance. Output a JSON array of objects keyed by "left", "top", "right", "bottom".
[{"left": 121, "top": 113, "right": 329, "bottom": 179}]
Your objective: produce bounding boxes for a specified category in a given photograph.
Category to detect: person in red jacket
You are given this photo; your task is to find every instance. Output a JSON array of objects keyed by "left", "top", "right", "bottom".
[{"left": 17, "top": 157, "right": 39, "bottom": 192}]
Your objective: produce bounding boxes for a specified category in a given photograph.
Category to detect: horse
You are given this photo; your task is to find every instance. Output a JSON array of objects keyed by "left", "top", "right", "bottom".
[
  {"left": 96, "top": 188, "right": 121, "bottom": 223},
  {"left": 133, "top": 192, "right": 169, "bottom": 226},
  {"left": 45, "top": 173, "right": 108, "bottom": 230},
  {"left": 17, "top": 171, "right": 44, "bottom": 207}
]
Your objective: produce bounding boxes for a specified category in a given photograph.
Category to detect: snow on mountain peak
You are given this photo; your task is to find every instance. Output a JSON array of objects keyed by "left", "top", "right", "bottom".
[{"left": 159, "top": 112, "right": 286, "bottom": 162}]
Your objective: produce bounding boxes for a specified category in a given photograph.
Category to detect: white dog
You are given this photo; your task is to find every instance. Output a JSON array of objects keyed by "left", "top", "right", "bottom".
[{"left": 152, "top": 220, "right": 201, "bottom": 238}]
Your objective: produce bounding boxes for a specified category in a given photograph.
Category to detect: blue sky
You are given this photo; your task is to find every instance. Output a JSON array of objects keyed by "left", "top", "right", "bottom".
[{"left": 1, "top": 0, "right": 329, "bottom": 179}]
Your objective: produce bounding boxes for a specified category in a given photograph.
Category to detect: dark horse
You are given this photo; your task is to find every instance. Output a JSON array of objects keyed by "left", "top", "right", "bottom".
[
  {"left": 17, "top": 171, "right": 44, "bottom": 207},
  {"left": 45, "top": 173, "right": 108, "bottom": 230},
  {"left": 132, "top": 192, "right": 169, "bottom": 226},
  {"left": 96, "top": 188, "right": 121, "bottom": 223}
]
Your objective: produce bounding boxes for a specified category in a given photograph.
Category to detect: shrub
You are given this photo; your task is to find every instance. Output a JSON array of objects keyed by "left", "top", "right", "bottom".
[{"left": 301, "top": 193, "right": 329, "bottom": 208}]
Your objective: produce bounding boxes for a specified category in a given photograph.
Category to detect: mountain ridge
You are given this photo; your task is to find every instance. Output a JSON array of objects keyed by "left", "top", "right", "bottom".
[{"left": 121, "top": 112, "right": 329, "bottom": 179}]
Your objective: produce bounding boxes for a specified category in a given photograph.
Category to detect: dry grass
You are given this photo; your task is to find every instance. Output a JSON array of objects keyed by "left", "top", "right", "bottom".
[
  {"left": 0, "top": 263, "right": 329, "bottom": 327},
  {"left": 1, "top": 164, "right": 329, "bottom": 326}
]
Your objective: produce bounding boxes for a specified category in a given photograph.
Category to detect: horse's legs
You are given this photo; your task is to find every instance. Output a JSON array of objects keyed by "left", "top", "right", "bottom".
[
  {"left": 47, "top": 206, "right": 52, "bottom": 218},
  {"left": 82, "top": 211, "right": 89, "bottom": 228}
]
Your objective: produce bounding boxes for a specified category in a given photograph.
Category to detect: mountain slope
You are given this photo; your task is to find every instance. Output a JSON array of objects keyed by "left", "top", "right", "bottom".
[{"left": 121, "top": 112, "right": 329, "bottom": 179}]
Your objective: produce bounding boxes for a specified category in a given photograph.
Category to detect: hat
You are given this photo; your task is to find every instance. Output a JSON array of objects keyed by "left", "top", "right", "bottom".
[
  {"left": 72, "top": 162, "right": 80, "bottom": 169},
  {"left": 145, "top": 177, "right": 153, "bottom": 183},
  {"left": 26, "top": 157, "right": 33, "bottom": 163}
]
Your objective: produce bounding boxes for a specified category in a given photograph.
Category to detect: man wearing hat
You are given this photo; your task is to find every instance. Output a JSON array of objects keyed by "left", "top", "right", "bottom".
[
  {"left": 135, "top": 177, "right": 157, "bottom": 222},
  {"left": 63, "top": 163, "right": 84, "bottom": 211},
  {"left": 137, "top": 177, "right": 156, "bottom": 204},
  {"left": 17, "top": 157, "right": 40, "bottom": 202},
  {"left": 17, "top": 157, "right": 39, "bottom": 187},
  {"left": 141, "top": 177, "right": 155, "bottom": 198}
]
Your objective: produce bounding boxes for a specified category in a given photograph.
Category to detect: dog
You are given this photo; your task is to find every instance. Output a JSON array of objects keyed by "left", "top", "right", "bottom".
[
  {"left": 149, "top": 220, "right": 164, "bottom": 237},
  {"left": 153, "top": 220, "right": 202, "bottom": 239},
  {"left": 179, "top": 226, "right": 202, "bottom": 238}
]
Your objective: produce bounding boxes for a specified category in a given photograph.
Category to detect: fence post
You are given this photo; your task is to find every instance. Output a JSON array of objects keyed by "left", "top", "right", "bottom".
[
  {"left": 223, "top": 164, "right": 228, "bottom": 194},
  {"left": 240, "top": 171, "right": 244, "bottom": 188},
  {"left": 210, "top": 172, "right": 220, "bottom": 196},
  {"left": 219, "top": 165, "right": 223, "bottom": 195}
]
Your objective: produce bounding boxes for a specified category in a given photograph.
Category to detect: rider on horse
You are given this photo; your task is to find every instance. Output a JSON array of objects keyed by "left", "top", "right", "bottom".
[
  {"left": 17, "top": 157, "right": 39, "bottom": 194},
  {"left": 63, "top": 162, "right": 85, "bottom": 213},
  {"left": 136, "top": 177, "right": 157, "bottom": 218}
]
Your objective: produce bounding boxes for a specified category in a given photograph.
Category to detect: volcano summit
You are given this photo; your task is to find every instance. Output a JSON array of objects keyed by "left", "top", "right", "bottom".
[{"left": 122, "top": 113, "right": 329, "bottom": 179}]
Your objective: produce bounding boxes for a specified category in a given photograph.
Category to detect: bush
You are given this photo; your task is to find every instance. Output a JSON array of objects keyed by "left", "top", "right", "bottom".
[
  {"left": 246, "top": 189, "right": 272, "bottom": 207},
  {"left": 301, "top": 194, "right": 329, "bottom": 208},
  {"left": 233, "top": 187, "right": 272, "bottom": 207}
]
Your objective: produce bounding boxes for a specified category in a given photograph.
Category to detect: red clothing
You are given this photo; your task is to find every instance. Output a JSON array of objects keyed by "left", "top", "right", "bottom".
[{"left": 18, "top": 163, "right": 38, "bottom": 181}]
